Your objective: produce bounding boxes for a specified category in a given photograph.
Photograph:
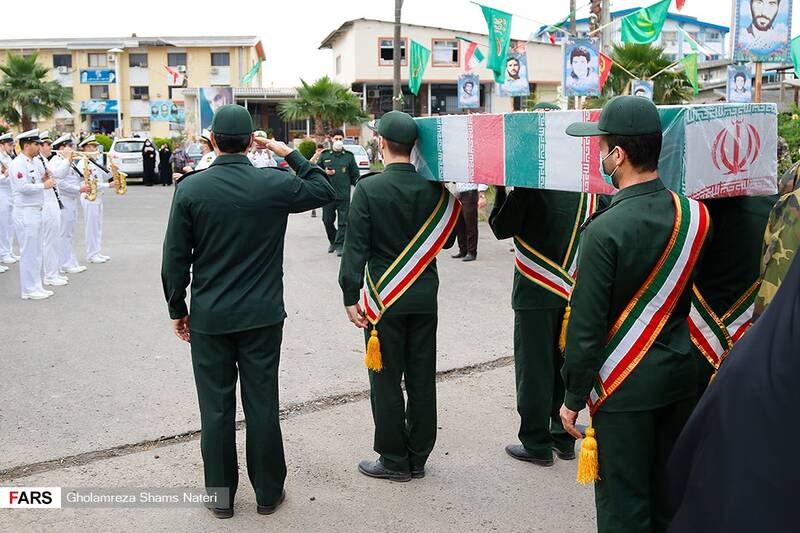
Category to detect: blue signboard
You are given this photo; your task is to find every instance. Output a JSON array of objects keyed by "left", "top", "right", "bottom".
[
  {"left": 80, "top": 100, "right": 119, "bottom": 114},
  {"left": 80, "top": 69, "right": 116, "bottom": 84}
]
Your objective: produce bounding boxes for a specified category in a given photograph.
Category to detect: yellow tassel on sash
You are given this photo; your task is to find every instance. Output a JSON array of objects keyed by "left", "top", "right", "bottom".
[
  {"left": 576, "top": 420, "right": 599, "bottom": 484},
  {"left": 559, "top": 305, "right": 571, "bottom": 353},
  {"left": 365, "top": 327, "right": 383, "bottom": 372}
]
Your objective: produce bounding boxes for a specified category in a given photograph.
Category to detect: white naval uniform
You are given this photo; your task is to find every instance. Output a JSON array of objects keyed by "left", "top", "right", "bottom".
[
  {"left": 51, "top": 154, "right": 84, "bottom": 271},
  {"left": 78, "top": 157, "right": 112, "bottom": 262},
  {"left": 9, "top": 153, "right": 46, "bottom": 295},
  {"left": 248, "top": 150, "right": 277, "bottom": 168},
  {"left": 194, "top": 151, "right": 216, "bottom": 170},
  {"left": 35, "top": 155, "right": 67, "bottom": 282},
  {"left": 0, "top": 150, "right": 15, "bottom": 262}
]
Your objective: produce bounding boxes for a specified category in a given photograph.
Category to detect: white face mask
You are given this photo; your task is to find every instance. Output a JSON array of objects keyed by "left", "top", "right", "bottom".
[{"left": 332, "top": 140, "right": 344, "bottom": 151}]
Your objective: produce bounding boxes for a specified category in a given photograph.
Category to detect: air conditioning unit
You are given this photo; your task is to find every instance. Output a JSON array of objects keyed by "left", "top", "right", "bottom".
[
  {"left": 210, "top": 67, "right": 219, "bottom": 75},
  {"left": 368, "top": 90, "right": 381, "bottom": 98},
  {"left": 56, "top": 66, "right": 69, "bottom": 75},
  {"left": 141, "top": 94, "right": 150, "bottom": 101},
  {"left": 176, "top": 65, "right": 187, "bottom": 73}
]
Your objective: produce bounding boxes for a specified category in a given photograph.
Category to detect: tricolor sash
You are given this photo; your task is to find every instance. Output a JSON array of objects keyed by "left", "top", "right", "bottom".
[
  {"left": 363, "top": 187, "right": 461, "bottom": 325},
  {"left": 688, "top": 280, "right": 761, "bottom": 369},
  {"left": 587, "top": 193, "right": 710, "bottom": 415},
  {"left": 513, "top": 193, "right": 597, "bottom": 301}
]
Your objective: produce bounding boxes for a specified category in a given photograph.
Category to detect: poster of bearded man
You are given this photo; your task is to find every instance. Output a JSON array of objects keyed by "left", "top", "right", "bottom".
[{"left": 734, "top": 0, "right": 793, "bottom": 62}]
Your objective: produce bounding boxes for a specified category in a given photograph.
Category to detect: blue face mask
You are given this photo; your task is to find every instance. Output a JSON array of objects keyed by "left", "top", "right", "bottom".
[{"left": 599, "top": 147, "right": 619, "bottom": 187}]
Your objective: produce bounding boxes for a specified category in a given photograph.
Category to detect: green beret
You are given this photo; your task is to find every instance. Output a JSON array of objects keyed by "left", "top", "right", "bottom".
[
  {"left": 368, "top": 111, "right": 418, "bottom": 145},
  {"left": 210, "top": 104, "right": 254, "bottom": 135},
  {"left": 533, "top": 102, "right": 560, "bottom": 111}
]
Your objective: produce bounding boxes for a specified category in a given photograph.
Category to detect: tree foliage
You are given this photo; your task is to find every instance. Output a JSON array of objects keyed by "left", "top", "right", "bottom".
[
  {"left": 0, "top": 52, "right": 74, "bottom": 131},
  {"left": 278, "top": 76, "right": 367, "bottom": 139}
]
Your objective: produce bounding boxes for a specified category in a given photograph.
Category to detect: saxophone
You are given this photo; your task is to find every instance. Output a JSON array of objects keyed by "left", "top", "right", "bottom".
[
  {"left": 81, "top": 157, "right": 97, "bottom": 202},
  {"left": 111, "top": 161, "right": 128, "bottom": 196}
]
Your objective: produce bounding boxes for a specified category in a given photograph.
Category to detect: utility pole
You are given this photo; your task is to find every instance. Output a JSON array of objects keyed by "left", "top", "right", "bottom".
[
  {"left": 600, "top": 0, "right": 612, "bottom": 55},
  {"left": 393, "top": 0, "right": 404, "bottom": 111},
  {"left": 570, "top": 0, "right": 577, "bottom": 34}
]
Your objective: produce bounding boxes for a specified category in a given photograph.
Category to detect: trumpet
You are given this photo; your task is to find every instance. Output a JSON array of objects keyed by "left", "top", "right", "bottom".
[{"left": 110, "top": 160, "right": 128, "bottom": 196}]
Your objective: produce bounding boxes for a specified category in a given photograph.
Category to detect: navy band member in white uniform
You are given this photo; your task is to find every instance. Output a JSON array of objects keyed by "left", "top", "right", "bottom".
[
  {"left": 51, "top": 134, "right": 88, "bottom": 274},
  {"left": 77, "top": 135, "right": 116, "bottom": 264},
  {"left": 0, "top": 132, "right": 17, "bottom": 270},
  {"left": 34, "top": 131, "right": 69, "bottom": 286}
]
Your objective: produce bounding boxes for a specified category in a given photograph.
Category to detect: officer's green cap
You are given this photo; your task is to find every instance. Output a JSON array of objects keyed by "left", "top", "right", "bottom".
[
  {"left": 533, "top": 102, "right": 560, "bottom": 111},
  {"left": 210, "top": 104, "right": 253, "bottom": 135},
  {"left": 566, "top": 96, "right": 661, "bottom": 137},
  {"left": 368, "top": 111, "right": 418, "bottom": 145}
]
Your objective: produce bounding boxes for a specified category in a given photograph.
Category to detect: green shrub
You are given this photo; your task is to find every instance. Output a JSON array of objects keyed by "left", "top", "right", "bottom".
[
  {"left": 297, "top": 139, "right": 317, "bottom": 160},
  {"left": 152, "top": 137, "right": 178, "bottom": 151},
  {"left": 95, "top": 134, "right": 113, "bottom": 153}
]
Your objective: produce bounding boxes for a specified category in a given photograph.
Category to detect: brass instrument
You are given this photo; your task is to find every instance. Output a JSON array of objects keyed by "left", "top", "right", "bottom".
[
  {"left": 72, "top": 153, "right": 97, "bottom": 202},
  {"left": 110, "top": 160, "right": 127, "bottom": 196}
]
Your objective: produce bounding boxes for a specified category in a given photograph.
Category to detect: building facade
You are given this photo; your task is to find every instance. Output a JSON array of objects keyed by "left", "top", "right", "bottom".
[
  {"left": 0, "top": 35, "right": 264, "bottom": 139},
  {"left": 536, "top": 9, "right": 729, "bottom": 62},
  {"left": 320, "top": 19, "right": 563, "bottom": 139}
]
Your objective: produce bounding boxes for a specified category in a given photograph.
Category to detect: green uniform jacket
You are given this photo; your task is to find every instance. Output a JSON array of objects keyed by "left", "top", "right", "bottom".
[
  {"left": 161, "top": 151, "right": 336, "bottom": 334},
  {"left": 319, "top": 149, "right": 360, "bottom": 200},
  {"left": 563, "top": 179, "right": 707, "bottom": 413},
  {"left": 695, "top": 196, "right": 776, "bottom": 314},
  {"left": 756, "top": 189, "right": 800, "bottom": 318},
  {"left": 338, "top": 162, "right": 456, "bottom": 314},
  {"left": 489, "top": 188, "right": 610, "bottom": 310}
]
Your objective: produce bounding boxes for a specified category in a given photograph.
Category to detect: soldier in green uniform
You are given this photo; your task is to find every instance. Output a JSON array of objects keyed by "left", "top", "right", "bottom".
[
  {"left": 559, "top": 97, "right": 710, "bottom": 533},
  {"left": 688, "top": 195, "right": 775, "bottom": 399},
  {"left": 313, "top": 128, "right": 360, "bottom": 256},
  {"left": 161, "top": 105, "right": 335, "bottom": 518},
  {"left": 338, "top": 111, "right": 459, "bottom": 481},
  {"left": 489, "top": 103, "right": 602, "bottom": 467}
]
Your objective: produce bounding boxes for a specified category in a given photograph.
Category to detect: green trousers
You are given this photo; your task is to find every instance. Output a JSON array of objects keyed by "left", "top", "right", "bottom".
[
  {"left": 190, "top": 322, "right": 286, "bottom": 507},
  {"left": 690, "top": 346, "right": 715, "bottom": 401},
  {"left": 514, "top": 309, "right": 575, "bottom": 456},
  {"left": 365, "top": 313, "right": 438, "bottom": 472},
  {"left": 592, "top": 397, "right": 696, "bottom": 533},
  {"left": 322, "top": 198, "right": 349, "bottom": 249}
]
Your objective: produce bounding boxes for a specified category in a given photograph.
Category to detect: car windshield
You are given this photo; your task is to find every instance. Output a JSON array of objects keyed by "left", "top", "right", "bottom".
[
  {"left": 344, "top": 145, "right": 367, "bottom": 157},
  {"left": 114, "top": 141, "right": 144, "bottom": 153},
  {"left": 186, "top": 144, "right": 202, "bottom": 156}
]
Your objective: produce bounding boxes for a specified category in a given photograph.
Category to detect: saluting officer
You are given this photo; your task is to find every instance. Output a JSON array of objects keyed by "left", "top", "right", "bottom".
[{"left": 161, "top": 104, "right": 335, "bottom": 519}]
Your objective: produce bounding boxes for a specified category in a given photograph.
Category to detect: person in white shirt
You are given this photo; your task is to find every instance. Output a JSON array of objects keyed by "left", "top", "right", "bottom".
[
  {"left": 34, "top": 131, "right": 69, "bottom": 286},
  {"left": 0, "top": 132, "right": 18, "bottom": 271},
  {"left": 51, "top": 134, "right": 88, "bottom": 274},
  {"left": 8, "top": 129, "right": 57, "bottom": 299},
  {"left": 248, "top": 130, "right": 278, "bottom": 168},
  {"left": 451, "top": 182, "right": 488, "bottom": 262},
  {"left": 193, "top": 130, "right": 217, "bottom": 171},
  {"left": 77, "top": 135, "right": 116, "bottom": 264}
]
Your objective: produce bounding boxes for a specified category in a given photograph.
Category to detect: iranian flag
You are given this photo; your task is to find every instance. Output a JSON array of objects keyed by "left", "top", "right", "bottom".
[
  {"left": 164, "top": 65, "right": 185, "bottom": 86},
  {"left": 412, "top": 104, "right": 778, "bottom": 199},
  {"left": 464, "top": 42, "right": 486, "bottom": 71}
]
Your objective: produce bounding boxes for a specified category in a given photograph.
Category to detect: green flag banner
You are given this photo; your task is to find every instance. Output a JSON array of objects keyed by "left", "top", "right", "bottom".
[
  {"left": 480, "top": 4, "right": 513, "bottom": 83},
  {"left": 241, "top": 60, "right": 262, "bottom": 85},
  {"left": 621, "top": 0, "right": 671, "bottom": 44},
  {"left": 791, "top": 36, "right": 800, "bottom": 78},
  {"left": 409, "top": 40, "right": 430, "bottom": 96},
  {"left": 681, "top": 53, "right": 699, "bottom": 95}
]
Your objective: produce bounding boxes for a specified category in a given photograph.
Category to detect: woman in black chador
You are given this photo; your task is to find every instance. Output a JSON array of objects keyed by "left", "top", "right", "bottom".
[
  {"left": 142, "top": 139, "right": 157, "bottom": 186},
  {"left": 158, "top": 143, "right": 173, "bottom": 186}
]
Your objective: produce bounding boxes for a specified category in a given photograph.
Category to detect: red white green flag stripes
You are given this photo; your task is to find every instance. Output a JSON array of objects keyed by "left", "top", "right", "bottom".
[
  {"left": 688, "top": 280, "right": 761, "bottom": 368},
  {"left": 587, "top": 193, "right": 710, "bottom": 415},
  {"left": 513, "top": 193, "right": 597, "bottom": 300},
  {"left": 363, "top": 188, "right": 461, "bottom": 325}
]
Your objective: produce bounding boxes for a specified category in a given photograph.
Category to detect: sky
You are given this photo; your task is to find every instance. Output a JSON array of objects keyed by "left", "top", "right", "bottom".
[{"left": 4, "top": 0, "right": 797, "bottom": 87}]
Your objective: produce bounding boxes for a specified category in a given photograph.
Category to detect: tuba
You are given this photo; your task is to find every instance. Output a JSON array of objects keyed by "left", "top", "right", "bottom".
[{"left": 110, "top": 161, "right": 128, "bottom": 196}]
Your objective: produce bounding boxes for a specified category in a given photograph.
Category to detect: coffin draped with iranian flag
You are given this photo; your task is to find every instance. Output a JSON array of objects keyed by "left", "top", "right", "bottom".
[{"left": 412, "top": 103, "right": 778, "bottom": 199}]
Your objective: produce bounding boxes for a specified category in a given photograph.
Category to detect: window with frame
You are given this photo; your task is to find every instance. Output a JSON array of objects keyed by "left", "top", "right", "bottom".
[
  {"left": 662, "top": 31, "right": 677, "bottom": 45},
  {"left": 168, "top": 53, "right": 187, "bottom": 67},
  {"left": 706, "top": 31, "right": 721, "bottom": 42},
  {"left": 53, "top": 54, "right": 72, "bottom": 68},
  {"left": 88, "top": 53, "right": 107, "bottom": 67},
  {"left": 90, "top": 85, "right": 109, "bottom": 99},
  {"left": 130, "top": 86, "right": 150, "bottom": 100},
  {"left": 432, "top": 39, "right": 459, "bottom": 66},
  {"left": 55, "top": 118, "right": 75, "bottom": 132},
  {"left": 336, "top": 55, "right": 342, "bottom": 75},
  {"left": 129, "top": 53, "right": 148, "bottom": 68},
  {"left": 211, "top": 52, "right": 230, "bottom": 66},
  {"left": 379, "top": 38, "right": 407, "bottom": 65}
]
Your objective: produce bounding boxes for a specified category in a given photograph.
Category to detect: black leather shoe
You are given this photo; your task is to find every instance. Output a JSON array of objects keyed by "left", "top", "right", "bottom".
[
  {"left": 256, "top": 490, "right": 286, "bottom": 515},
  {"left": 553, "top": 445, "right": 576, "bottom": 461},
  {"left": 336, "top": 249, "right": 343, "bottom": 257},
  {"left": 311, "top": 210, "right": 317, "bottom": 218},
  {"left": 462, "top": 254, "right": 476, "bottom": 262},
  {"left": 505, "top": 444, "right": 554, "bottom": 466},
  {"left": 328, "top": 244, "right": 335, "bottom": 253},
  {"left": 452, "top": 252, "right": 466, "bottom": 258},
  {"left": 411, "top": 467, "right": 425, "bottom": 479},
  {"left": 358, "top": 459, "right": 412, "bottom": 481},
  {"left": 207, "top": 505, "right": 234, "bottom": 519}
]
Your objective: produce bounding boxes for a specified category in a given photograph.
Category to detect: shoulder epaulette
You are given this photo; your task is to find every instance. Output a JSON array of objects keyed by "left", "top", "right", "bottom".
[{"left": 175, "top": 169, "right": 203, "bottom": 185}]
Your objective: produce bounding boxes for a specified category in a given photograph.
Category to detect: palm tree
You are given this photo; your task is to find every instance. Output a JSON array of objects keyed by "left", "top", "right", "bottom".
[
  {"left": 278, "top": 76, "right": 368, "bottom": 139},
  {"left": 0, "top": 52, "right": 74, "bottom": 131},
  {"left": 586, "top": 43, "right": 693, "bottom": 108}
]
